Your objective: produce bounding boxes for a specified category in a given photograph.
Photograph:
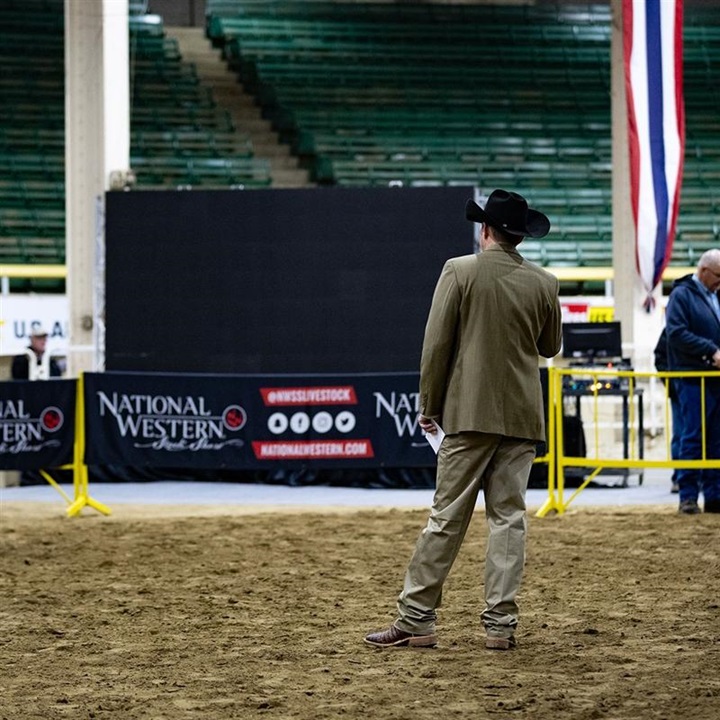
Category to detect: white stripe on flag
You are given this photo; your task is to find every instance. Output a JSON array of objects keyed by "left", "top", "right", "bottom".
[
  {"left": 660, "top": 2, "right": 683, "bottom": 262},
  {"left": 629, "top": 1, "right": 657, "bottom": 291}
]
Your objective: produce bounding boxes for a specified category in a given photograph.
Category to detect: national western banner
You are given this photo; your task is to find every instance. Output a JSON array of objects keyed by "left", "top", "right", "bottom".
[
  {"left": 83, "top": 372, "right": 437, "bottom": 470},
  {"left": 623, "top": 0, "right": 685, "bottom": 308},
  {"left": 0, "top": 379, "right": 76, "bottom": 470}
]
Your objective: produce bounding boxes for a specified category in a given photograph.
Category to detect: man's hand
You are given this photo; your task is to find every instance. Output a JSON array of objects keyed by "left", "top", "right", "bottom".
[
  {"left": 418, "top": 414, "right": 437, "bottom": 434},
  {"left": 712, "top": 349, "right": 720, "bottom": 369}
]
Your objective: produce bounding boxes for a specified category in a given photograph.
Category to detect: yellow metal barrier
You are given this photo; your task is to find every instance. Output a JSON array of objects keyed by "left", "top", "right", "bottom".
[
  {"left": 0, "top": 264, "right": 66, "bottom": 279},
  {"left": 536, "top": 367, "right": 720, "bottom": 516},
  {"left": 21, "top": 363, "right": 717, "bottom": 519},
  {"left": 1, "top": 264, "right": 695, "bottom": 284},
  {"left": 38, "top": 374, "right": 111, "bottom": 517},
  {"left": 546, "top": 266, "right": 693, "bottom": 282}
]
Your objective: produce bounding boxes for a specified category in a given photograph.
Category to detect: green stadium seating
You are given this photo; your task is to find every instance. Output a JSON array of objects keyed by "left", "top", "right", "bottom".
[
  {"left": 204, "top": 0, "right": 720, "bottom": 280},
  {"left": 2, "top": 0, "right": 720, "bottom": 286},
  {"left": 131, "top": 156, "right": 271, "bottom": 188},
  {"left": 0, "top": 0, "right": 272, "bottom": 281},
  {"left": 131, "top": 130, "right": 254, "bottom": 158}
]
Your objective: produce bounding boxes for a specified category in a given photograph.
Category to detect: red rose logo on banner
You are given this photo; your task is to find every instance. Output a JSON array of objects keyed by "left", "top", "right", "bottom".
[
  {"left": 41, "top": 407, "right": 64, "bottom": 433},
  {"left": 222, "top": 406, "right": 247, "bottom": 431}
]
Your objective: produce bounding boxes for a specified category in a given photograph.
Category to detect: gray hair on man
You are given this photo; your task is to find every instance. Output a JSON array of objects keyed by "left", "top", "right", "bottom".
[{"left": 698, "top": 248, "right": 720, "bottom": 269}]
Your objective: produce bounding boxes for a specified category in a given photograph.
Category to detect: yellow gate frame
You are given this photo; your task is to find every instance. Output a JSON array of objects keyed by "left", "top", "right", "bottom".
[
  {"left": 38, "top": 374, "right": 111, "bottom": 517},
  {"left": 536, "top": 366, "right": 720, "bottom": 517}
]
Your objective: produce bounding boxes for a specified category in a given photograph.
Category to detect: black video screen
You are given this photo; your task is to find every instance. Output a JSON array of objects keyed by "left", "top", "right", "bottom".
[{"left": 105, "top": 186, "right": 474, "bottom": 373}]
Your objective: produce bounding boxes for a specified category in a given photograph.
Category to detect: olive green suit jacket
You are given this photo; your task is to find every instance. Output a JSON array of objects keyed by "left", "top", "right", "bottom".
[{"left": 419, "top": 244, "right": 562, "bottom": 442}]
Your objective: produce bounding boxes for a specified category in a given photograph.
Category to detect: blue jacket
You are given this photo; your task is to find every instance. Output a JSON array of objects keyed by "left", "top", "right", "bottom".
[{"left": 665, "top": 274, "right": 720, "bottom": 371}]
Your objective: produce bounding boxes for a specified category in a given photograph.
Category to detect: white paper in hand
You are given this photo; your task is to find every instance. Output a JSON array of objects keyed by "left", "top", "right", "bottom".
[{"left": 424, "top": 420, "right": 445, "bottom": 454}]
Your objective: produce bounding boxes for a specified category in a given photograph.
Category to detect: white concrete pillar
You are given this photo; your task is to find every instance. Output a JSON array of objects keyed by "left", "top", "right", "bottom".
[
  {"left": 611, "top": 0, "right": 663, "bottom": 371},
  {"left": 65, "top": 0, "right": 129, "bottom": 376}
]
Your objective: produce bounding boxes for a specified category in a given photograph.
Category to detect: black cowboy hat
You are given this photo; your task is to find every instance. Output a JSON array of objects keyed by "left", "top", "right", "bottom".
[{"left": 465, "top": 189, "right": 550, "bottom": 239}]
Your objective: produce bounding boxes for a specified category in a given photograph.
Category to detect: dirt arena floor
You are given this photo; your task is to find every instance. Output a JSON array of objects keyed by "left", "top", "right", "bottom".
[{"left": 1, "top": 500, "right": 718, "bottom": 720}]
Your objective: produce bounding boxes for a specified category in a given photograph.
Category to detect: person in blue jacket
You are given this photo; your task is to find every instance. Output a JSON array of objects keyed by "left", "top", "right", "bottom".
[{"left": 665, "top": 249, "right": 720, "bottom": 514}]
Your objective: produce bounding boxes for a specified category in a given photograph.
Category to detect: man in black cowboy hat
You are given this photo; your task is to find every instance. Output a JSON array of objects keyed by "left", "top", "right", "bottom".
[{"left": 365, "top": 189, "right": 561, "bottom": 650}]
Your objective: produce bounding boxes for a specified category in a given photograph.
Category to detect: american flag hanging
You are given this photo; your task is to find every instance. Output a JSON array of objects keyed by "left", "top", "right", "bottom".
[{"left": 623, "top": 0, "right": 685, "bottom": 310}]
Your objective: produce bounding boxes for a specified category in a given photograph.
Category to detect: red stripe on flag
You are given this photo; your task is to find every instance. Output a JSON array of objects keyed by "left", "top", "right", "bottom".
[{"left": 622, "top": 0, "right": 641, "bottom": 248}]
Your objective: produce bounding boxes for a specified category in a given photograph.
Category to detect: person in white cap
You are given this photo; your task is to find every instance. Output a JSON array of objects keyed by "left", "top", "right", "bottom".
[{"left": 11, "top": 325, "right": 63, "bottom": 380}]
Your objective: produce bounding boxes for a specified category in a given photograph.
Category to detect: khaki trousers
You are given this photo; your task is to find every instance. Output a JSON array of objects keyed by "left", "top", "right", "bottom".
[{"left": 395, "top": 432, "right": 535, "bottom": 638}]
